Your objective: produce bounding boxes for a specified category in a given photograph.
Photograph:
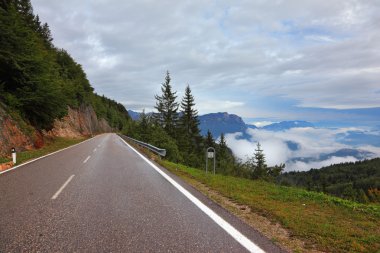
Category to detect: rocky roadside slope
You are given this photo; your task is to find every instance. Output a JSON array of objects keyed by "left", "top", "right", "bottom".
[{"left": 0, "top": 104, "right": 112, "bottom": 159}]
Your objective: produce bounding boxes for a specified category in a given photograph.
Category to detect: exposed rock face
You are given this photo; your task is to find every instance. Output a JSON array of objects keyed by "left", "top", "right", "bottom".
[
  {"left": 46, "top": 105, "right": 112, "bottom": 138},
  {"left": 0, "top": 104, "right": 112, "bottom": 157},
  {"left": 0, "top": 105, "right": 35, "bottom": 157}
]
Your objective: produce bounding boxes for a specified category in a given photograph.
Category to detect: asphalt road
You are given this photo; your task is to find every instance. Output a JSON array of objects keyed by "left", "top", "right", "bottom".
[{"left": 0, "top": 133, "right": 285, "bottom": 252}]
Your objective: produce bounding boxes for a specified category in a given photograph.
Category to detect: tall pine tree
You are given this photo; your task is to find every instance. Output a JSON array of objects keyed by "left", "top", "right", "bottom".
[
  {"left": 154, "top": 71, "right": 179, "bottom": 138},
  {"left": 138, "top": 109, "right": 150, "bottom": 142},
  {"left": 205, "top": 130, "right": 215, "bottom": 148},
  {"left": 180, "top": 85, "right": 200, "bottom": 145},
  {"left": 179, "top": 85, "right": 202, "bottom": 165},
  {"left": 253, "top": 142, "right": 267, "bottom": 179}
]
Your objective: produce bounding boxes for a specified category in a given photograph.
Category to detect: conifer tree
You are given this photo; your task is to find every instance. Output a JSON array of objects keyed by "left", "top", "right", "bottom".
[
  {"left": 180, "top": 86, "right": 201, "bottom": 145},
  {"left": 154, "top": 71, "right": 179, "bottom": 138},
  {"left": 218, "top": 133, "right": 228, "bottom": 173},
  {"left": 180, "top": 85, "right": 200, "bottom": 136},
  {"left": 217, "top": 133, "right": 236, "bottom": 174},
  {"left": 205, "top": 130, "right": 215, "bottom": 148},
  {"left": 178, "top": 84, "right": 203, "bottom": 166},
  {"left": 254, "top": 142, "right": 267, "bottom": 178},
  {"left": 219, "top": 133, "right": 227, "bottom": 154},
  {"left": 138, "top": 109, "right": 150, "bottom": 142}
]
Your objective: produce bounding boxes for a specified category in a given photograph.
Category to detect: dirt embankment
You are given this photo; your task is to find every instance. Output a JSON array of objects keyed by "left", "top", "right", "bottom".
[{"left": 0, "top": 104, "right": 112, "bottom": 157}]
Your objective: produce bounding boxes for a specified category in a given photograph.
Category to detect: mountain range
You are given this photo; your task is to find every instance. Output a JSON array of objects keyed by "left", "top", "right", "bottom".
[
  {"left": 199, "top": 113, "right": 316, "bottom": 137},
  {"left": 128, "top": 110, "right": 142, "bottom": 121},
  {"left": 128, "top": 110, "right": 315, "bottom": 138}
]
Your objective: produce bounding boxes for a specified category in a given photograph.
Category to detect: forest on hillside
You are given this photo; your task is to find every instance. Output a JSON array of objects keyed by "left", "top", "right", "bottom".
[
  {"left": 0, "top": 0, "right": 130, "bottom": 131},
  {"left": 278, "top": 158, "right": 380, "bottom": 203}
]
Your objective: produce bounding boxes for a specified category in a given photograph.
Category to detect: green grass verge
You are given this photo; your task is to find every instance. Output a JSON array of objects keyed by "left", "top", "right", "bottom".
[
  {"left": 0, "top": 157, "right": 11, "bottom": 164},
  {"left": 159, "top": 160, "right": 380, "bottom": 253},
  {"left": 0, "top": 137, "right": 87, "bottom": 166}
]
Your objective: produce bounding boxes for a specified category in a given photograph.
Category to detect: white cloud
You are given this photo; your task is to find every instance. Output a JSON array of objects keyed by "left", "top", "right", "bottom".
[
  {"left": 251, "top": 121, "right": 277, "bottom": 127},
  {"left": 224, "top": 133, "right": 256, "bottom": 160},
  {"left": 225, "top": 127, "right": 379, "bottom": 171},
  {"left": 357, "top": 145, "right": 380, "bottom": 157}
]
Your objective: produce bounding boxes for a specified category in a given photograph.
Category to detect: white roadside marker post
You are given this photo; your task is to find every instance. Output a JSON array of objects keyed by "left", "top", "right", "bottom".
[
  {"left": 11, "top": 147, "right": 16, "bottom": 164},
  {"left": 206, "top": 147, "right": 216, "bottom": 174}
]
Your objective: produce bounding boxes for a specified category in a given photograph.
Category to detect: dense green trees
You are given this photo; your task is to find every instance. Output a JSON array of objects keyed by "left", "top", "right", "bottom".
[
  {"left": 278, "top": 158, "right": 380, "bottom": 203},
  {"left": 0, "top": 0, "right": 130, "bottom": 131},
  {"left": 0, "top": 1, "right": 66, "bottom": 129}
]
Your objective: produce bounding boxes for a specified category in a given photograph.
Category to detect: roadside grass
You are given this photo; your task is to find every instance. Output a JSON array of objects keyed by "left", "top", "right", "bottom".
[
  {"left": 159, "top": 160, "right": 380, "bottom": 253},
  {"left": 0, "top": 157, "right": 10, "bottom": 164},
  {"left": 0, "top": 137, "right": 87, "bottom": 167}
]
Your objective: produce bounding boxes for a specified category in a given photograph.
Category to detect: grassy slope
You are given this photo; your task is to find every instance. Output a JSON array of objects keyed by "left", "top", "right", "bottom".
[
  {"left": 159, "top": 160, "right": 380, "bottom": 253},
  {"left": 0, "top": 137, "right": 87, "bottom": 165}
]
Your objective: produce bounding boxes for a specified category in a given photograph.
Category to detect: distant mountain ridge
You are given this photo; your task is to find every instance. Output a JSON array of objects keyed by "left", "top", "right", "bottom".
[
  {"left": 199, "top": 112, "right": 247, "bottom": 138},
  {"left": 127, "top": 110, "right": 142, "bottom": 121},
  {"left": 199, "top": 114, "right": 315, "bottom": 138},
  {"left": 128, "top": 110, "right": 316, "bottom": 138}
]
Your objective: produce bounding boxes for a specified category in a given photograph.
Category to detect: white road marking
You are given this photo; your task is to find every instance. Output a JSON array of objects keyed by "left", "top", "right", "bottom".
[
  {"left": 51, "top": 174, "right": 75, "bottom": 200},
  {"left": 0, "top": 136, "right": 98, "bottom": 175},
  {"left": 93, "top": 148, "right": 97, "bottom": 152},
  {"left": 119, "top": 136, "right": 265, "bottom": 253},
  {"left": 83, "top": 156, "right": 91, "bottom": 163}
]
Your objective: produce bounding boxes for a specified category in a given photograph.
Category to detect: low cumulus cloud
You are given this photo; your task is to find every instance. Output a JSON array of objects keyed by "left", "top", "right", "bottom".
[
  {"left": 250, "top": 121, "right": 278, "bottom": 127},
  {"left": 225, "top": 127, "right": 380, "bottom": 172}
]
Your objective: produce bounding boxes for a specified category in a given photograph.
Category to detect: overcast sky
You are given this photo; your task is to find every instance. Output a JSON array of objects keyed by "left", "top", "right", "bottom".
[{"left": 31, "top": 0, "right": 380, "bottom": 127}]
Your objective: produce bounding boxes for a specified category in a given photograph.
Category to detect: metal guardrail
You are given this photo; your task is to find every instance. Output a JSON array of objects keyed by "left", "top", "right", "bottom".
[{"left": 119, "top": 134, "right": 166, "bottom": 157}]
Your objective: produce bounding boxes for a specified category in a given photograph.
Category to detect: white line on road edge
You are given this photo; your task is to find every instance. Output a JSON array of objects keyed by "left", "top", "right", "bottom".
[
  {"left": 119, "top": 137, "right": 265, "bottom": 253},
  {"left": 83, "top": 156, "right": 91, "bottom": 163},
  {"left": 0, "top": 136, "right": 99, "bottom": 176},
  {"left": 93, "top": 148, "right": 97, "bottom": 152},
  {"left": 51, "top": 174, "right": 75, "bottom": 200}
]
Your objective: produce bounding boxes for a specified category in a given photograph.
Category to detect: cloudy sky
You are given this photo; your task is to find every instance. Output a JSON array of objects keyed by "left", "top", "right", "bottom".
[{"left": 31, "top": 0, "right": 380, "bottom": 127}]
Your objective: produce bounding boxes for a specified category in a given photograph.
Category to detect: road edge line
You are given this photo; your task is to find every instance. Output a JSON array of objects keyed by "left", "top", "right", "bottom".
[
  {"left": 119, "top": 136, "right": 265, "bottom": 253},
  {"left": 0, "top": 135, "right": 99, "bottom": 176}
]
